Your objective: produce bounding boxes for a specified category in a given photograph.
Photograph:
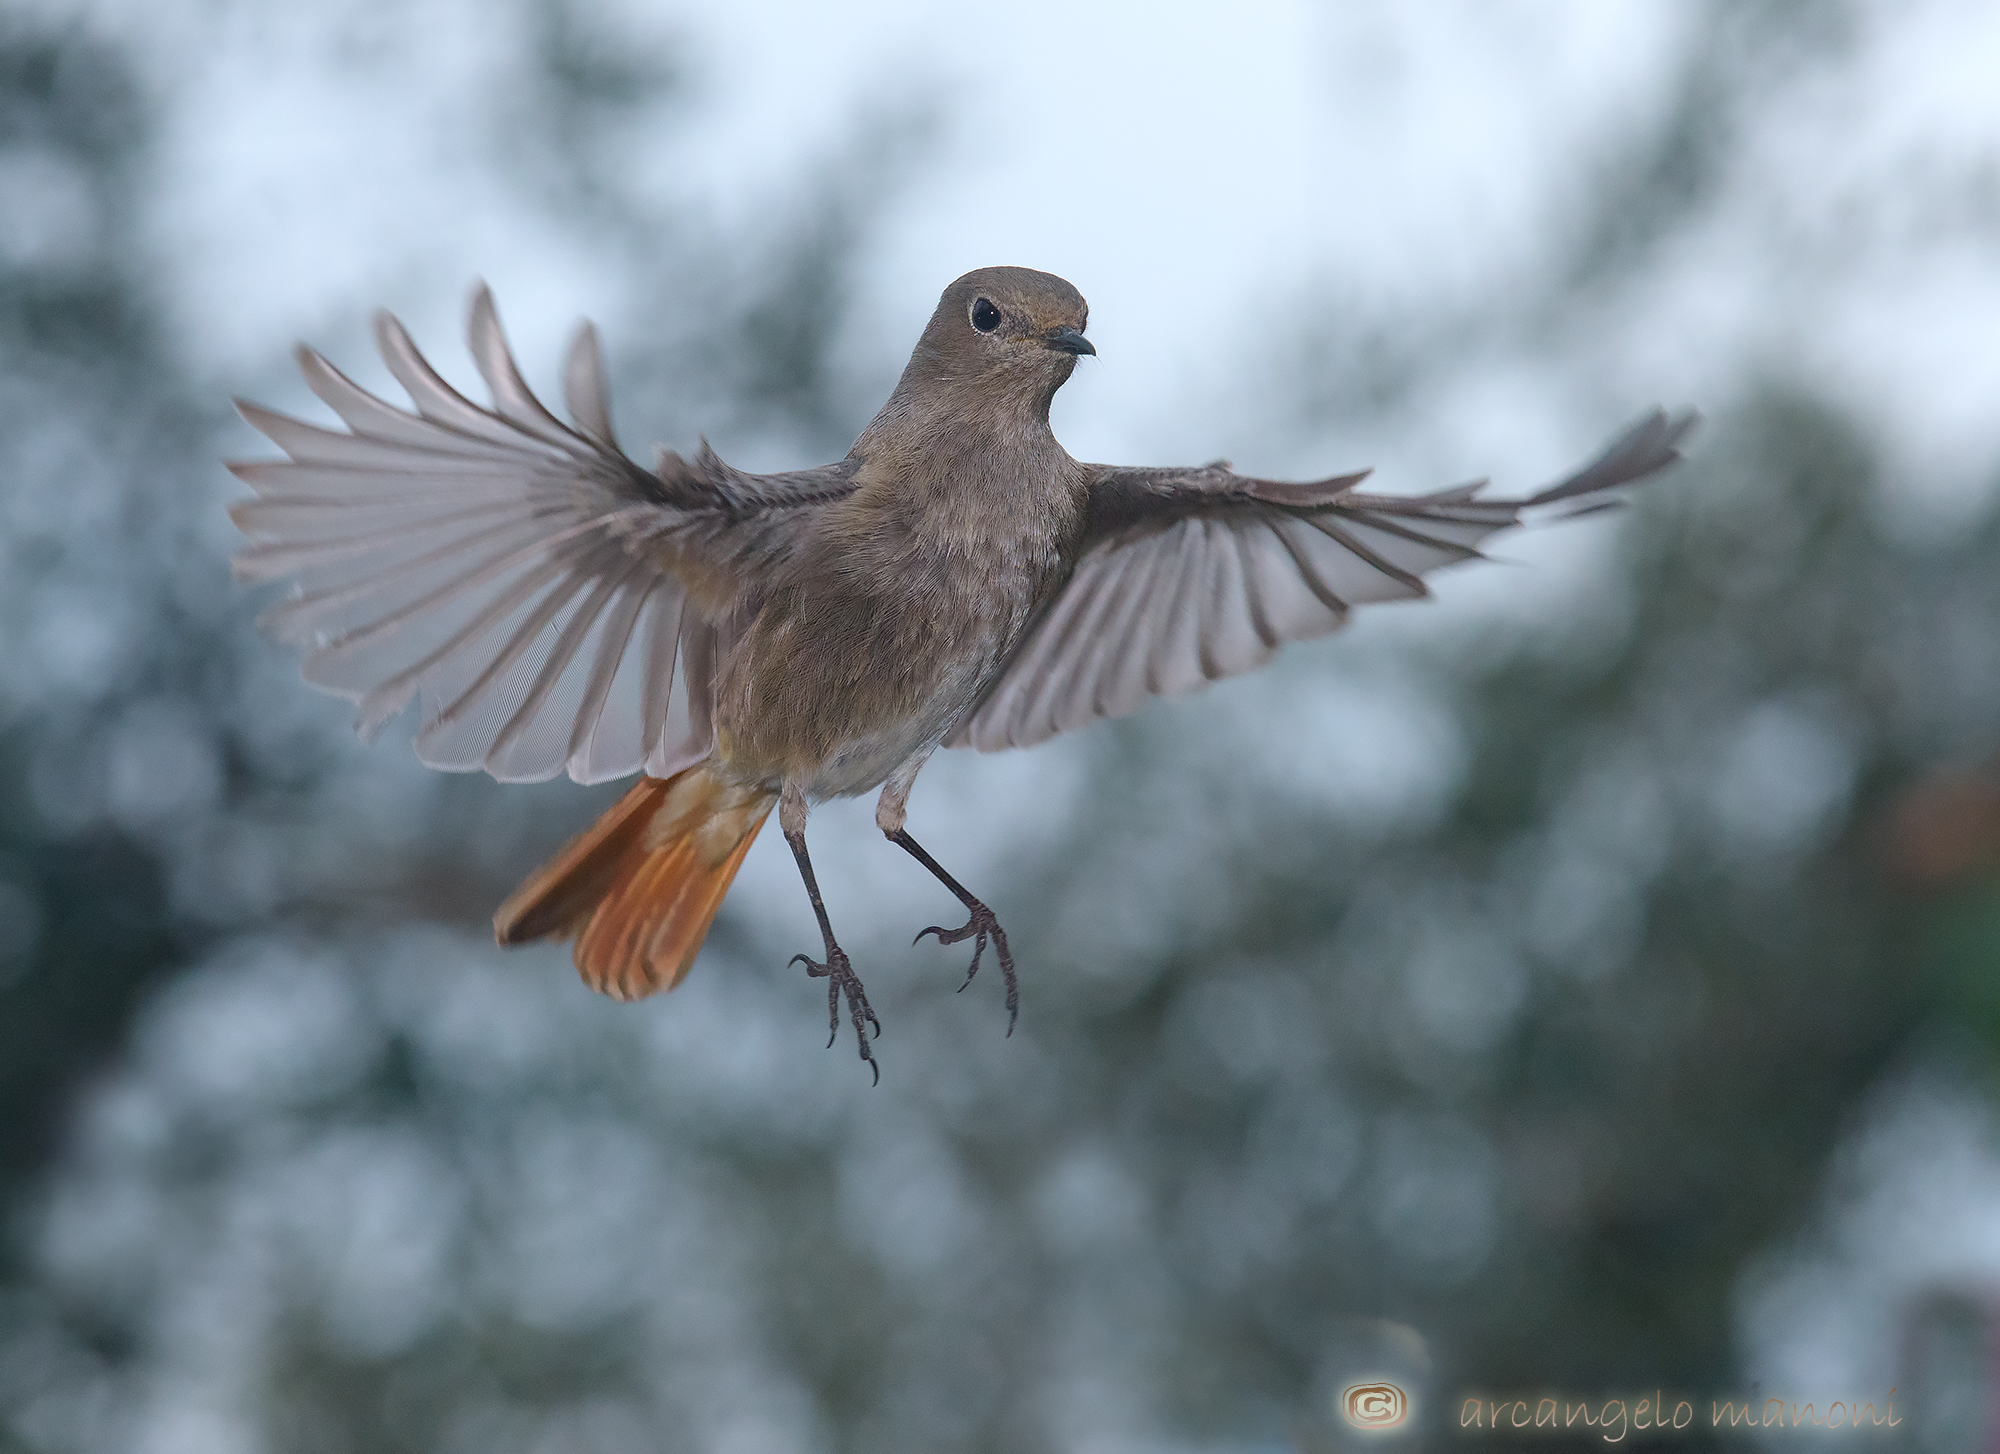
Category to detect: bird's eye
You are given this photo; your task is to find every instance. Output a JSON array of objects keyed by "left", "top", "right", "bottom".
[{"left": 970, "top": 297, "right": 1001, "bottom": 333}]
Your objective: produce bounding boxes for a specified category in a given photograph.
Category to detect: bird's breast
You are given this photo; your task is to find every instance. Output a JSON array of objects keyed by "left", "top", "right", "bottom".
[{"left": 710, "top": 494, "right": 1073, "bottom": 796}]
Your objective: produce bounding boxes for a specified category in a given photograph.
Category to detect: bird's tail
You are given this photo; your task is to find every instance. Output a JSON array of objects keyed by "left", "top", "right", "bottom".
[{"left": 493, "top": 764, "right": 776, "bottom": 1000}]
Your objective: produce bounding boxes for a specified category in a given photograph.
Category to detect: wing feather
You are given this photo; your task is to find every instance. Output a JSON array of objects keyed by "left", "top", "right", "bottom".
[
  {"left": 1091, "top": 529, "right": 1181, "bottom": 721},
  {"left": 948, "top": 409, "right": 1695, "bottom": 752},
  {"left": 992, "top": 544, "right": 1126, "bottom": 742},
  {"left": 1143, "top": 520, "right": 1209, "bottom": 698},
  {"left": 353, "top": 537, "right": 598, "bottom": 744},
  {"left": 565, "top": 575, "right": 658, "bottom": 783},
  {"left": 650, "top": 611, "right": 715, "bottom": 778},
  {"left": 303, "top": 514, "right": 614, "bottom": 690},
  {"left": 483, "top": 558, "right": 647, "bottom": 780},
  {"left": 466, "top": 285, "right": 578, "bottom": 443},
  {"left": 1049, "top": 545, "right": 1150, "bottom": 735},
  {"left": 1195, "top": 519, "right": 1256, "bottom": 680},
  {"left": 412, "top": 538, "right": 630, "bottom": 766},
  {"left": 253, "top": 513, "right": 557, "bottom": 643},
  {"left": 229, "top": 284, "right": 856, "bottom": 783},
  {"left": 638, "top": 587, "right": 684, "bottom": 766},
  {"left": 373, "top": 310, "right": 567, "bottom": 455},
  {"left": 234, "top": 402, "right": 530, "bottom": 472},
  {"left": 562, "top": 323, "right": 617, "bottom": 451}
]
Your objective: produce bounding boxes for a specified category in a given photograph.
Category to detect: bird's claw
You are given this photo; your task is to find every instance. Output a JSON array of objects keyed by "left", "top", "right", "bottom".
[
  {"left": 790, "top": 946, "right": 881, "bottom": 1083},
  {"left": 914, "top": 902, "right": 1018, "bottom": 1036}
]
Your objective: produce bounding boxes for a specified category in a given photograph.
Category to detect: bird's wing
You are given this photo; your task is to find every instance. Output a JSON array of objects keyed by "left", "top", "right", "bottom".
[
  {"left": 946, "top": 408, "right": 1696, "bottom": 752},
  {"left": 228, "top": 285, "right": 857, "bottom": 785}
]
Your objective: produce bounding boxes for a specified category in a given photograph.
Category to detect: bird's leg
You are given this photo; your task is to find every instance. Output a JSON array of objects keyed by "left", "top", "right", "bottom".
[
  {"left": 875, "top": 763, "right": 1017, "bottom": 1034},
  {"left": 781, "top": 784, "right": 880, "bottom": 1082},
  {"left": 892, "top": 830, "right": 1018, "bottom": 1034}
]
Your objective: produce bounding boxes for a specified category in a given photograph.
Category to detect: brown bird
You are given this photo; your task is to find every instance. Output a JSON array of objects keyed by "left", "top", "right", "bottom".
[{"left": 229, "top": 267, "right": 1693, "bottom": 1079}]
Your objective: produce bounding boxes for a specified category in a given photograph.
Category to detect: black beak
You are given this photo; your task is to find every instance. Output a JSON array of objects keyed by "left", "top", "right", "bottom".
[{"left": 1045, "top": 326, "right": 1095, "bottom": 357}]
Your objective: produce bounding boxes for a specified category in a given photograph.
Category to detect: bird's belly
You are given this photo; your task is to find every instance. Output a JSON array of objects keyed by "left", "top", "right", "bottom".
[
  {"left": 713, "top": 587, "right": 1019, "bottom": 800},
  {"left": 787, "top": 717, "right": 943, "bottom": 799}
]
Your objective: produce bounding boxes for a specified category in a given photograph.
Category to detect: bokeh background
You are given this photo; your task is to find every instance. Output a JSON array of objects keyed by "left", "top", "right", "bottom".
[{"left": 3, "top": 1, "right": 1999, "bottom": 1449}]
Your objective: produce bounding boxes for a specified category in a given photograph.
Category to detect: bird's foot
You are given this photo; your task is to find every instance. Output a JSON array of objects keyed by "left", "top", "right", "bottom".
[
  {"left": 790, "top": 944, "right": 881, "bottom": 1083},
  {"left": 914, "top": 902, "right": 1018, "bottom": 1036}
]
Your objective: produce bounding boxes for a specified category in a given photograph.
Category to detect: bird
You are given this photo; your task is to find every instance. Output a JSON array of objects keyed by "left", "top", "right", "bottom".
[{"left": 228, "top": 266, "right": 1694, "bottom": 1081}]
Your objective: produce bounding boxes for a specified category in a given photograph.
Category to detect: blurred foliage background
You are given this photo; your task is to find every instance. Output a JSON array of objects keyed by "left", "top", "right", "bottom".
[{"left": 2, "top": 2, "right": 2000, "bottom": 1451}]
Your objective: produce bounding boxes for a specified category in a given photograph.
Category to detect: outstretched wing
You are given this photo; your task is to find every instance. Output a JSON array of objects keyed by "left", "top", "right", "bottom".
[
  {"left": 947, "top": 408, "right": 1696, "bottom": 752},
  {"left": 228, "top": 284, "right": 856, "bottom": 785}
]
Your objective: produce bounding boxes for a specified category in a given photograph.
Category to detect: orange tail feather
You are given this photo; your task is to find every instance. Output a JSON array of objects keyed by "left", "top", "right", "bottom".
[{"left": 493, "top": 766, "right": 775, "bottom": 1000}]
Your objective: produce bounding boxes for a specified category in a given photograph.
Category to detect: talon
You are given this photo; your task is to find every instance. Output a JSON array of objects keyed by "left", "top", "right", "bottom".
[
  {"left": 956, "top": 931, "right": 988, "bottom": 992},
  {"left": 789, "top": 944, "right": 882, "bottom": 1077},
  {"left": 913, "top": 901, "right": 1019, "bottom": 1036}
]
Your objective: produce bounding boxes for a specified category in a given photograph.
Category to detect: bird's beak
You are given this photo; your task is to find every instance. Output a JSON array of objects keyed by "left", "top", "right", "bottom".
[{"left": 1044, "top": 326, "right": 1095, "bottom": 357}]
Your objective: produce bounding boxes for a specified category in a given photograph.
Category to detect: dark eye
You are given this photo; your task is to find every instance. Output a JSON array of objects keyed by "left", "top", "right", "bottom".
[{"left": 970, "top": 297, "right": 1001, "bottom": 333}]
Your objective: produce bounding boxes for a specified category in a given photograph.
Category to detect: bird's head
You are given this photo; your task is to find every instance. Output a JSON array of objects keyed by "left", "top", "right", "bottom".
[{"left": 913, "top": 266, "right": 1093, "bottom": 413}]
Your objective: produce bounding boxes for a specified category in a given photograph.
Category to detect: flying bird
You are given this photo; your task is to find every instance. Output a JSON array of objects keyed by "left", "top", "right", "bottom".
[{"left": 228, "top": 267, "right": 1693, "bottom": 1080}]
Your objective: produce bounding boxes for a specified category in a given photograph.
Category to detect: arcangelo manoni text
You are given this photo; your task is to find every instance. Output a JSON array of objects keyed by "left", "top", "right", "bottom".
[{"left": 1458, "top": 1390, "right": 1901, "bottom": 1440}]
